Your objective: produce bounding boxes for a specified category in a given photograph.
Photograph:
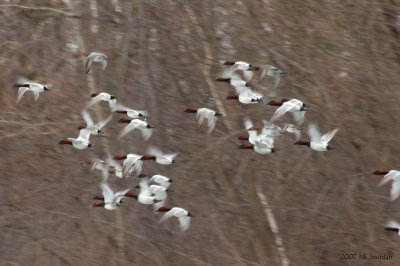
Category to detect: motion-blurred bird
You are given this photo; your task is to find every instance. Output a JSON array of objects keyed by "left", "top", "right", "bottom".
[
  {"left": 268, "top": 98, "right": 307, "bottom": 125},
  {"left": 15, "top": 82, "right": 51, "bottom": 104},
  {"left": 295, "top": 123, "right": 338, "bottom": 151},
  {"left": 184, "top": 108, "right": 222, "bottom": 134},
  {"left": 81, "top": 110, "right": 112, "bottom": 135},
  {"left": 226, "top": 86, "right": 263, "bottom": 104},
  {"left": 85, "top": 52, "right": 107, "bottom": 74},
  {"left": 156, "top": 207, "right": 193, "bottom": 232},
  {"left": 117, "top": 118, "right": 154, "bottom": 140},
  {"left": 144, "top": 146, "right": 177, "bottom": 165},
  {"left": 91, "top": 181, "right": 130, "bottom": 210},
  {"left": 86, "top": 92, "right": 116, "bottom": 110},
  {"left": 373, "top": 170, "right": 400, "bottom": 201},
  {"left": 59, "top": 128, "right": 94, "bottom": 149}
]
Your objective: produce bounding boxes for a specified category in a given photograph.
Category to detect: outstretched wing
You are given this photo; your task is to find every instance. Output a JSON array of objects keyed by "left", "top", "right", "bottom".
[
  {"left": 139, "top": 127, "right": 152, "bottom": 141},
  {"left": 244, "top": 117, "right": 253, "bottom": 130},
  {"left": 292, "top": 111, "right": 306, "bottom": 125},
  {"left": 98, "top": 114, "right": 113, "bottom": 129},
  {"left": 16, "top": 87, "right": 30, "bottom": 104},
  {"left": 320, "top": 128, "right": 339, "bottom": 144},
  {"left": 178, "top": 216, "right": 191, "bottom": 232},
  {"left": 196, "top": 109, "right": 206, "bottom": 127},
  {"left": 270, "top": 102, "right": 296, "bottom": 122},
  {"left": 147, "top": 146, "right": 163, "bottom": 157},
  {"left": 100, "top": 59, "right": 107, "bottom": 71},
  {"left": 308, "top": 123, "right": 321, "bottom": 142},
  {"left": 378, "top": 170, "right": 400, "bottom": 187},
  {"left": 390, "top": 180, "right": 400, "bottom": 201},
  {"left": 81, "top": 110, "right": 94, "bottom": 127},
  {"left": 100, "top": 181, "right": 114, "bottom": 204},
  {"left": 158, "top": 208, "right": 180, "bottom": 224},
  {"left": 118, "top": 122, "right": 137, "bottom": 140}
]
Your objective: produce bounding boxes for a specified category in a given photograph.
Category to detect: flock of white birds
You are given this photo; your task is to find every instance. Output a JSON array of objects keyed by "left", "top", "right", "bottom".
[{"left": 14, "top": 53, "right": 398, "bottom": 235}]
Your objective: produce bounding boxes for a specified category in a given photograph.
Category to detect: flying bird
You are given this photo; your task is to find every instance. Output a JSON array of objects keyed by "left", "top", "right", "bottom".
[
  {"left": 295, "top": 123, "right": 339, "bottom": 151},
  {"left": 81, "top": 110, "right": 112, "bottom": 135},
  {"left": 15, "top": 82, "right": 51, "bottom": 104},
  {"left": 91, "top": 181, "right": 130, "bottom": 210},
  {"left": 86, "top": 52, "right": 107, "bottom": 74},
  {"left": 373, "top": 170, "right": 400, "bottom": 201},
  {"left": 117, "top": 118, "right": 154, "bottom": 140},
  {"left": 156, "top": 207, "right": 193, "bottom": 233},
  {"left": 59, "top": 128, "right": 94, "bottom": 149},
  {"left": 86, "top": 92, "right": 116, "bottom": 110},
  {"left": 184, "top": 108, "right": 222, "bottom": 134},
  {"left": 268, "top": 98, "right": 307, "bottom": 125},
  {"left": 145, "top": 146, "right": 177, "bottom": 165}
]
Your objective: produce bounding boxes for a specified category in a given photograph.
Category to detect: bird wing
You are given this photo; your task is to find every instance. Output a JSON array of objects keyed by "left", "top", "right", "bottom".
[
  {"left": 100, "top": 181, "right": 114, "bottom": 204},
  {"left": 272, "top": 73, "right": 281, "bottom": 91},
  {"left": 78, "top": 128, "right": 91, "bottom": 141},
  {"left": 114, "top": 188, "right": 131, "bottom": 201},
  {"left": 139, "top": 127, "right": 152, "bottom": 141},
  {"left": 294, "top": 130, "right": 302, "bottom": 141},
  {"left": 270, "top": 102, "right": 296, "bottom": 122},
  {"left": 85, "top": 57, "right": 93, "bottom": 74},
  {"left": 178, "top": 216, "right": 191, "bottom": 232},
  {"left": 81, "top": 110, "right": 94, "bottom": 127},
  {"left": 101, "top": 167, "right": 109, "bottom": 182},
  {"left": 390, "top": 180, "right": 400, "bottom": 201},
  {"left": 234, "top": 86, "right": 247, "bottom": 96},
  {"left": 16, "top": 87, "right": 30, "bottom": 104},
  {"left": 292, "top": 111, "right": 306, "bottom": 125},
  {"left": 151, "top": 175, "right": 170, "bottom": 188},
  {"left": 320, "top": 128, "right": 339, "bottom": 144},
  {"left": 98, "top": 114, "right": 113, "bottom": 129},
  {"left": 206, "top": 115, "right": 217, "bottom": 134},
  {"left": 89, "top": 159, "right": 105, "bottom": 172},
  {"left": 308, "top": 123, "right": 321, "bottom": 142},
  {"left": 118, "top": 122, "right": 137, "bottom": 140},
  {"left": 386, "top": 219, "right": 400, "bottom": 229},
  {"left": 243, "top": 70, "right": 254, "bottom": 82},
  {"left": 196, "top": 109, "right": 207, "bottom": 127},
  {"left": 106, "top": 156, "right": 123, "bottom": 172},
  {"left": 148, "top": 146, "right": 163, "bottom": 157},
  {"left": 260, "top": 135, "right": 274, "bottom": 149},
  {"left": 32, "top": 90, "right": 40, "bottom": 101},
  {"left": 100, "top": 58, "right": 107, "bottom": 71},
  {"left": 134, "top": 159, "right": 143, "bottom": 176},
  {"left": 158, "top": 208, "right": 181, "bottom": 224},
  {"left": 122, "top": 156, "right": 141, "bottom": 178},
  {"left": 378, "top": 170, "right": 400, "bottom": 187},
  {"left": 244, "top": 117, "right": 254, "bottom": 130},
  {"left": 86, "top": 95, "right": 103, "bottom": 109}
]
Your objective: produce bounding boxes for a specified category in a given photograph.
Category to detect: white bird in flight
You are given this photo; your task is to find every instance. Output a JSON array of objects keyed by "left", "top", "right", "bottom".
[
  {"left": 156, "top": 207, "right": 193, "bottom": 233},
  {"left": 145, "top": 146, "right": 177, "bottom": 165},
  {"left": 91, "top": 181, "right": 130, "bottom": 210},
  {"left": 184, "top": 107, "right": 222, "bottom": 134},
  {"left": 86, "top": 52, "right": 107, "bottom": 74},
  {"left": 15, "top": 82, "right": 51, "bottom": 104},
  {"left": 295, "top": 123, "right": 339, "bottom": 151},
  {"left": 59, "top": 128, "right": 94, "bottom": 149},
  {"left": 373, "top": 170, "right": 400, "bottom": 202},
  {"left": 81, "top": 110, "right": 112, "bottom": 135},
  {"left": 268, "top": 98, "right": 307, "bottom": 125},
  {"left": 117, "top": 118, "right": 154, "bottom": 140}
]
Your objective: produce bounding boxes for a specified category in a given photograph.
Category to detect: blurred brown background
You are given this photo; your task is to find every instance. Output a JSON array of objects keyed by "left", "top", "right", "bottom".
[{"left": 1, "top": 0, "right": 400, "bottom": 265}]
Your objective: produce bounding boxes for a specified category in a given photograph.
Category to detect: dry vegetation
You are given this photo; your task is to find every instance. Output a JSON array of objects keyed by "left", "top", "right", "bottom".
[{"left": 1, "top": 0, "right": 400, "bottom": 265}]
